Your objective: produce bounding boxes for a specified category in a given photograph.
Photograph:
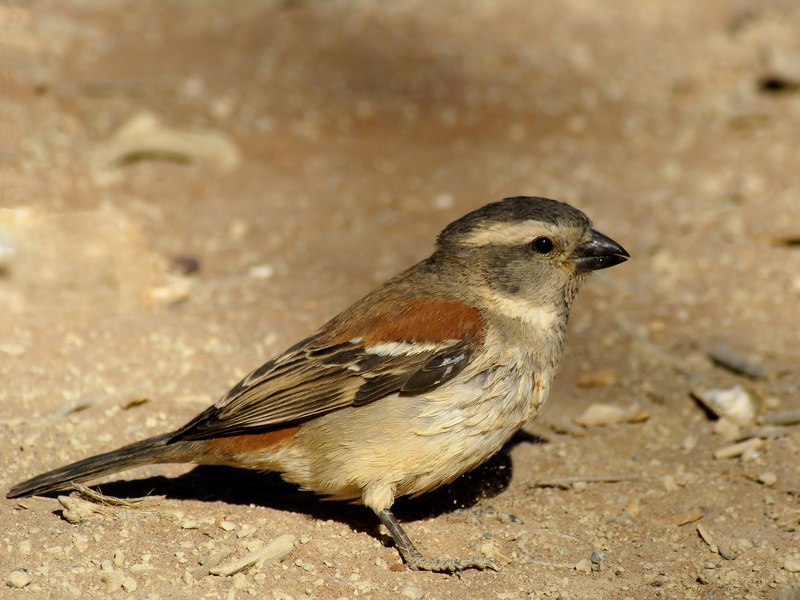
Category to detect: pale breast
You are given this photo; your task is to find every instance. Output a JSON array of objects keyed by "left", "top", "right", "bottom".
[{"left": 262, "top": 327, "right": 561, "bottom": 507}]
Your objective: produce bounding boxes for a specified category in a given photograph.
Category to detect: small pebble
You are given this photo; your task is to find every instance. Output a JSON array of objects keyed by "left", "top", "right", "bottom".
[
  {"left": 228, "top": 220, "right": 249, "bottom": 241},
  {"left": 577, "top": 369, "right": 618, "bottom": 388},
  {"left": 574, "top": 403, "right": 647, "bottom": 427},
  {"left": 707, "top": 343, "right": 765, "bottom": 379},
  {"left": 168, "top": 254, "right": 201, "bottom": 276},
  {"left": 662, "top": 475, "right": 678, "bottom": 493},
  {"left": 401, "top": 583, "right": 425, "bottom": 599},
  {"left": 479, "top": 541, "right": 497, "bottom": 557},
  {"left": 433, "top": 193, "right": 454, "bottom": 210},
  {"left": 58, "top": 495, "right": 91, "bottom": 524},
  {"left": 784, "top": 558, "right": 800, "bottom": 573},
  {"left": 718, "top": 544, "right": 739, "bottom": 561},
  {"left": 550, "top": 421, "right": 587, "bottom": 437},
  {"left": 211, "top": 534, "right": 295, "bottom": 576},
  {"left": 574, "top": 558, "right": 592, "bottom": 573},
  {"left": 101, "top": 570, "right": 124, "bottom": 591},
  {"left": 696, "top": 386, "right": 758, "bottom": 426},
  {"left": 609, "top": 511, "right": 633, "bottom": 525},
  {"left": 572, "top": 481, "right": 587, "bottom": 492},
  {"left": 191, "top": 548, "right": 232, "bottom": 580},
  {"left": 761, "top": 409, "right": 800, "bottom": 426},
  {"left": 761, "top": 45, "right": 800, "bottom": 90},
  {"left": 232, "top": 573, "right": 248, "bottom": 589},
  {"left": 713, "top": 417, "right": 741, "bottom": 442},
  {"left": 121, "top": 577, "right": 137, "bottom": 593},
  {"left": 758, "top": 472, "right": 777, "bottom": 486},
  {"left": 697, "top": 523, "right": 718, "bottom": 554},
  {"left": 575, "top": 404, "right": 626, "bottom": 426},
  {"left": 651, "top": 506, "right": 704, "bottom": 527},
  {"left": 713, "top": 437, "right": 763, "bottom": 460},
  {"left": 96, "top": 111, "right": 240, "bottom": 173},
  {"left": 237, "top": 524, "right": 255, "bottom": 538},
  {"left": 744, "top": 426, "right": 791, "bottom": 440},
  {"left": 248, "top": 264, "right": 274, "bottom": 279},
  {"left": 6, "top": 569, "right": 32, "bottom": 589},
  {"left": 218, "top": 520, "right": 236, "bottom": 532},
  {"left": 741, "top": 442, "right": 762, "bottom": 462}
]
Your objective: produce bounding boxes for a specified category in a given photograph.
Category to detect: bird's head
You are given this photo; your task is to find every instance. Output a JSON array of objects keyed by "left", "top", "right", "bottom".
[{"left": 434, "top": 196, "right": 629, "bottom": 314}]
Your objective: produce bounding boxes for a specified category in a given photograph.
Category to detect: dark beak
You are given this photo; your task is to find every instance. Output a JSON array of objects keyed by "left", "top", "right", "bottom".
[{"left": 573, "top": 229, "right": 629, "bottom": 272}]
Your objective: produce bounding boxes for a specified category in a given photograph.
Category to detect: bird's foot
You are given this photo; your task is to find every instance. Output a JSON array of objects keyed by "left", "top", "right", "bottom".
[
  {"left": 374, "top": 507, "right": 499, "bottom": 573},
  {"left": 404, "top": 551, "right": 498, "bottom": 573}
]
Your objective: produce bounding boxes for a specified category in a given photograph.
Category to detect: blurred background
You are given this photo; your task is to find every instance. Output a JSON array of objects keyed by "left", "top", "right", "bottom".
[{"left": 1, "top": 1, "right": 799, "bottom": 598}]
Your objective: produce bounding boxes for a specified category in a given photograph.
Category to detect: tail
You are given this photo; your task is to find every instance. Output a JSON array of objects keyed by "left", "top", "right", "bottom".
[{"left": 7, "top": 433, "right": 198, "bottom": 499}]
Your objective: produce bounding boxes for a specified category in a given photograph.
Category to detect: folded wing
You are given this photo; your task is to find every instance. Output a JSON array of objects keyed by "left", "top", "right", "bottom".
[{"left": 170, "top": 296, "right": 485, "bottom": 443}]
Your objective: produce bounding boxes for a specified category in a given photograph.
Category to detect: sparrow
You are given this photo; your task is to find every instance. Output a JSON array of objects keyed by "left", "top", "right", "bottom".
[{"left": 7, "top": 196, "right": 628, "bottom": 572}]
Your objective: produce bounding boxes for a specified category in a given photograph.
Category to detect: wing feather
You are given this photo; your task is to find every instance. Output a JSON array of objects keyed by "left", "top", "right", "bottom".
[{"left": 169, "top": 296, "right": 484, "bottom": 443}]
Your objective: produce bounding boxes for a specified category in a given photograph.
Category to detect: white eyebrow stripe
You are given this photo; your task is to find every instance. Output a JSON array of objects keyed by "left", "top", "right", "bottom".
[{"left": 458, "top": 220, "right": 562, "bottom": 246}]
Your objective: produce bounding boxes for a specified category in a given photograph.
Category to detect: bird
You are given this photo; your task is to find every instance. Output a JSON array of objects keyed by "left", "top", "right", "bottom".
[{"left": 7, "top": 196, "right": 628, "bottom": 572}]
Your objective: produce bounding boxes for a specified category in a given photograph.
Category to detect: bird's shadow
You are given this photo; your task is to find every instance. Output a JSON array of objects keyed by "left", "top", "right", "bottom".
[{"left": 55, "top": 429, "right": 546, "bottom": 540}]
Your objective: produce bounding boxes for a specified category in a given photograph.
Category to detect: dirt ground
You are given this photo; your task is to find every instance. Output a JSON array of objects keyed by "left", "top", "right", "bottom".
[{"left": 1, "top": 1, "right": 800, "bottom": 598}]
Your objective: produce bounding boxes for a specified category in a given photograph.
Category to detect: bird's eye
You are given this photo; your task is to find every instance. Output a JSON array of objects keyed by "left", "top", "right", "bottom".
[{"left": 531, "top": 237, "right": 554, "bottom": 254}]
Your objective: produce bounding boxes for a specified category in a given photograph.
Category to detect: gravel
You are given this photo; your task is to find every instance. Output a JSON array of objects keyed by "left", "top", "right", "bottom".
[{"left": 6, "top": 570, "right": 32, "bottom": 589}]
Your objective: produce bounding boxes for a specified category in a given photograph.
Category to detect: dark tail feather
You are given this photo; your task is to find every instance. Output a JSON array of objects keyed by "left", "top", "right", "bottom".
[{"left": 7, "top": 433, "right": 197, "bottom": 499}]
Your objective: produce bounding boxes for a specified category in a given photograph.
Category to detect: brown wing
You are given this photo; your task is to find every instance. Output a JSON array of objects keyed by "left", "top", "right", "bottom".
[{"left": 169, "top": 296, "right": 485, "bottom": 443}]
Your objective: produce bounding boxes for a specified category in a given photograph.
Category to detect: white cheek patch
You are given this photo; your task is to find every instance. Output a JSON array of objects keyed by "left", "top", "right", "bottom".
[{"left": 488, "top": 296, "right": 560, "bottom": 330}]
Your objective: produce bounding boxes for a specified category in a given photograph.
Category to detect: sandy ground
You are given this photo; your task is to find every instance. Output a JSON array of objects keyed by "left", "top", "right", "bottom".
[{"left": 1, "top": 1, "right": 800, "bottom": 599}]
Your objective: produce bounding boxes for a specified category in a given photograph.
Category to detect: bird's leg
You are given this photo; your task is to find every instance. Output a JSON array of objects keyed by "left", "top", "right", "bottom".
[{"left": 374, "top": 508, "right": 498, "bottom": 573}]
